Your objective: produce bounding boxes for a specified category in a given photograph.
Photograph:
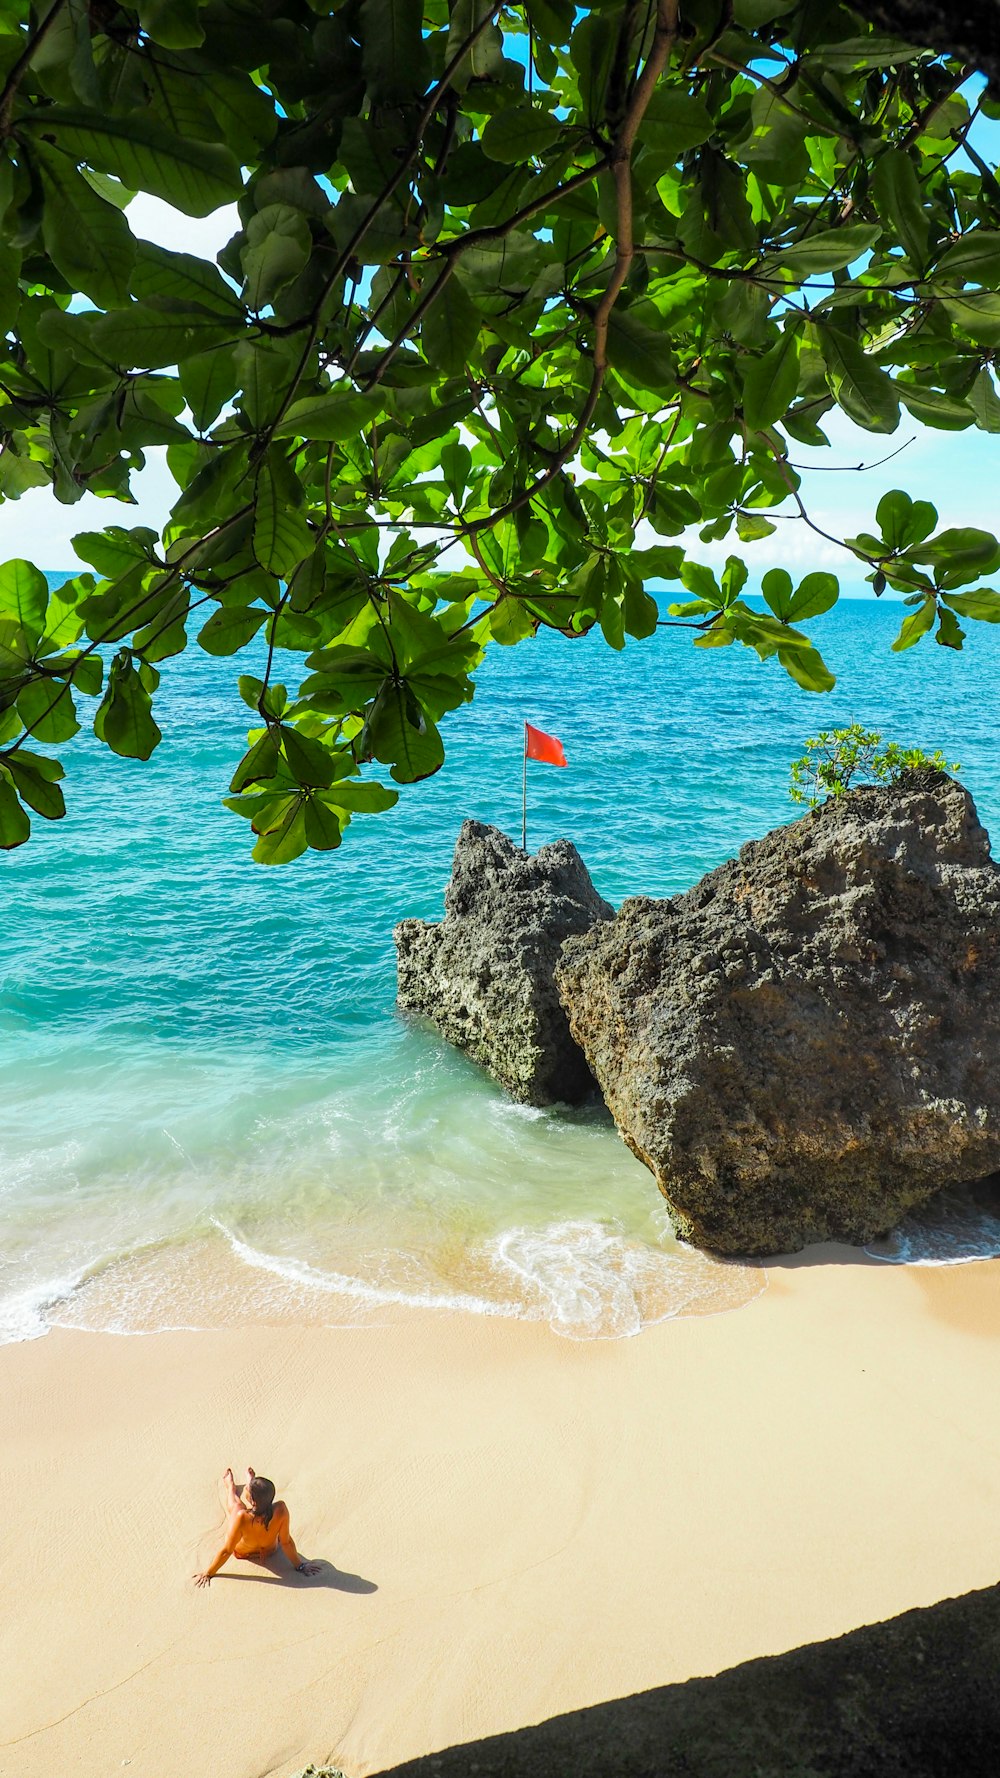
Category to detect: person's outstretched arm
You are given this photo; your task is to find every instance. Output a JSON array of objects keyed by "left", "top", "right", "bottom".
[
  {"left": 194, "top": 1512, "right": 243, "bottom": 1588},
  {"left": 276, "top": 1505, "right": 319, "bottom": 1575}
]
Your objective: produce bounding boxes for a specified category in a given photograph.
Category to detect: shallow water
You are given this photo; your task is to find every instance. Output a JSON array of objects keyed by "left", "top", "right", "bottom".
[{"left": 4, "top": 595, "right": 1000, "bottom": 1344}]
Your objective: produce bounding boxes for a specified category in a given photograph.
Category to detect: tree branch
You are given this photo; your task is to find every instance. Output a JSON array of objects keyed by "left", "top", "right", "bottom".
[
  {"left": 462, "top": 0, "right": 681, "bottom": 542},
  {"left": 0, "top": 0, "right": 70, "bottom": 137}
]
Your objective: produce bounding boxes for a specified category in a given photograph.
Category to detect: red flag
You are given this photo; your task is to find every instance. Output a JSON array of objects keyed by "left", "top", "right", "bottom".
[{"left": 524, "top": 722, "right": 567, "bottom": 767}]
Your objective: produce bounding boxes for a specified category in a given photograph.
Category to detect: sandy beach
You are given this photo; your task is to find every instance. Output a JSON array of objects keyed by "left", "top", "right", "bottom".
[{"left": 1, "top": 1251, "right": 999, "bottom": 1778}]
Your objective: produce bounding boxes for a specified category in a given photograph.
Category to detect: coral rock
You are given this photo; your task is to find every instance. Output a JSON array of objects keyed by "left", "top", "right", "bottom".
[
  {"left": 395, "top": 820, "right": 613, "bottom": 1105},
  {"left": 556, "top": 772, "right": 1000, "bottom": 1254}
]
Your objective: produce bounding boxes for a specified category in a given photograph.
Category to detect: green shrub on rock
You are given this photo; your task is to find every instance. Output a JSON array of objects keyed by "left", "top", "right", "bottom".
[{"left": 789, "top": 725, "right": 960, "bottom": 807}]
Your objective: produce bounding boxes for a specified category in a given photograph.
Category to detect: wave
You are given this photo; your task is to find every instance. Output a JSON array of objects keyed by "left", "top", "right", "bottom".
[
  {"left": 0, "top": 1259, "right": 99, "bottom": 1344},
  {"left": 864, "top": 1184, "right": 1000, "bottom": 1266},
  {"left": 214, "top": 1220, "right": 526, "bottom": 1322}
]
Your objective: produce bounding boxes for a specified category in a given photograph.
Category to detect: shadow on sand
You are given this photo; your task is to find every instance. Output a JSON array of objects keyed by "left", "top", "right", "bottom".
[
  {"left": 219, "top": 1556, "right": 377, "bottom": 1593},
  {"left": 375, "top": 1583, "right": 1000, "bottom": 1778}
]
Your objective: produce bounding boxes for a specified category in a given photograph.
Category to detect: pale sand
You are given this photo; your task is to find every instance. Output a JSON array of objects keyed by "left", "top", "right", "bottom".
[{"left": 2, "top": 1252, "right": 1000, "bottom": 1778}]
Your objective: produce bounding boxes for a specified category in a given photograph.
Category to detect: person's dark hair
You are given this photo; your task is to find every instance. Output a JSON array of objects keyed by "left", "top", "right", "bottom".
[{"left": 247, "top": 1475, "right": 275, "bottom": 1528}]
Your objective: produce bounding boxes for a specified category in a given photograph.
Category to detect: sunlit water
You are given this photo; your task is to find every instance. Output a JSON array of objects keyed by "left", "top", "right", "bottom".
[{"left": 4, "top": 594, "right": 1000, "bottom": 1346}]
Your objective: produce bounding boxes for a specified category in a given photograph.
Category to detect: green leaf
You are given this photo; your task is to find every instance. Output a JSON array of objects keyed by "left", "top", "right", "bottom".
[
  {"left": 788, "top": 572, "right": 839, "bottom": 622},
  {"left": 241, "top": 204, "right": 312, "bottom": 310},
  {"left": 606, "top": 305, "right": 674, "bottom": 394},
  {"left": 969, "top": 369, "right": 1000, "bottom": 434},
  {"left": 361, "top": 0, "right": 429, "bottom": 104},
  {"left": 875, "top": 491, "right": 937, "bottom": 550},
  {"left": 640, "top": 89, "right": 713, "bottom": 156},
  {"left": 303, "top": 796, "right": 345, "bottom": 851},
  {"left": 891, "top": 597, "right": 937, "bottom": 652},
  {"left": 198, "top": 605, "right": 268, "bottom": 656},
  {"left": 327, "top": 780, "right": 399, "bottom": 813},
  {"left": 742, "top": 329, "right": 800, "bottom": 430},
  {"left": 941, "top": 293, "right": 1000, "bottom": 348},
  {"left": 252, "top": 797, "right": 309, "bottom": 866},
  {"left": 736, "top": 510, "right": 777, "bottom": 542},
  {"left": 130, "top": 242, "right": 241, "bottom": 317},
  {"left": 940, "top": 588, "right": 1000, "bottom": 622},
  {"left": 36, "top": 147, "right": 136, "bottom": 309},
  {"left": 365, "top": 682, "right": 444, "bottom": 782},
  {"left": 481, "top": 106, "right": 564, "bottom": 163},
  {"left": 0, "top": 560, "right": 49, "bottom": 641},
  {"left": 0, "top": 618, "right": 35, "bottom": 676},
  {"left": 819, "top": 330, "right": 900, "bottom": 434},
  {"left": 934, "top": 231, "right": 1000, "bottom": 288},
  {"left": 15, "top": 676, "right": 79, "bottom": 743},
  {"left": 179, "top": 346, "right": 239, "bottom": 431},
  {"left": 253, "top": 457, "right": 312, "bottom": 577},
  {"left": 896, "top": 383, "right": 974, "bottom": 430},
  {"left": 422, "top": 275, "right": 481, "bottom": 377},
  {"left": 93, "top": 655, "right": 162, "bottom": 758},
  {"left": 21, "top": 108, "right": 241, "bottom": 216},
  {"left": 136, "top": 0, "right": 206, "bottom": 49},
  {"left": 72, "top": 528, "right": 155, "bottom": 579},
  {"left": 0, "top": 773, "right": 31, "bottom": 850},
  {"left": 871, "top": 150, "right": 929, "bottom": 271},
  {"left": 280, "top": 724, "right": 338, "bottom": 788},
  {"left": 5, "top": 750, "right": 66, "bottom": 820},
  {"left": 92, "top": 303, "right": 242, "bottom": 369},
  {"left": 761, "top": 568, "right": 794, "bottom": 622},
  {"left": 807, "top": 34, "right": 923, "bottom": 69},
  {"left": 273, "top": 388, "right": 382, "bottom": 441},
  {"left": 907, "top": 527, "right": 1000, "bottom": 587},
  {"left": 777, "top": 643, "right": 835, "bottom": 693},
  {"left": 776, "top": 223, "right": 881, "bottom": 275},
  {"left": 935, "top": 606, "right": 965, "bottom": 649},
  {"left": 230, "top": 727, "right": 281, "bottom": 792}
]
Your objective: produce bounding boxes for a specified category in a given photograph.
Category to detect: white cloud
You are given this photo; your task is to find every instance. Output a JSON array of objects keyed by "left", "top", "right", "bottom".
[{"left": 3, "top": 451, "right": 176, "bottom": 570}]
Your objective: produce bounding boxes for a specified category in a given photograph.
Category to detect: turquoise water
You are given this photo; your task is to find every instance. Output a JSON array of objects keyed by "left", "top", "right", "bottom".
[{"left": 4, "top": 596, "right": 1000, "bottom": 1344}]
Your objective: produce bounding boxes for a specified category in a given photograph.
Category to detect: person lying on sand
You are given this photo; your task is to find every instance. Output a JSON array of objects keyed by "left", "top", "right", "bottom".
[{"left": 193, "top": 1466, "right": 320, "bottom": 1586}]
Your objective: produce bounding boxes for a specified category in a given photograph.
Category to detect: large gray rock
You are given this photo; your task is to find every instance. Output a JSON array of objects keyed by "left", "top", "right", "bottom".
[
  {"left": 395, "top": 820, "right": 613, "bottom": 1105},
  {"left": 555, "top": 772, "right": 1000, "bottom": 1255}
]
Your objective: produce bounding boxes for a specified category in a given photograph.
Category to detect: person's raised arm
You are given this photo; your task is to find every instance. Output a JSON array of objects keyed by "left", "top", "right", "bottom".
[
  {"left": 276, "top": 1504, "right": 319, "bottom": 1576},
  {"left": 193, "top": 1511, "right": 243, "bottom": 1588}
]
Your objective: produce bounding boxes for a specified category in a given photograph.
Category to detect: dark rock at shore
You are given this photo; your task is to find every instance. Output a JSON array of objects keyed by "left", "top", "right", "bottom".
[
  {"left": 395, "top": 820, "right": 613, "bottom": 1105},
  {"left": 555, "top": 771, "right": 1000, "bottom": 1255},
  {"left": 374, "top": 1582, "right": 1000, "bottom": 1778}
]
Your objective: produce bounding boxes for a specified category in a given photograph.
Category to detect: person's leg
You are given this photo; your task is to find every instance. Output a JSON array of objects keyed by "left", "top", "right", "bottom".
[{"left": 218, "top": 1468, "right": 240, "bottom": 1513}]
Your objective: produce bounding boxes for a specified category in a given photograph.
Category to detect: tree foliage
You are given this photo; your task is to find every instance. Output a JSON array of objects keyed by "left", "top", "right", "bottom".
[{"left": 2, "top": 0, "right": 1000, "bottom": 859}]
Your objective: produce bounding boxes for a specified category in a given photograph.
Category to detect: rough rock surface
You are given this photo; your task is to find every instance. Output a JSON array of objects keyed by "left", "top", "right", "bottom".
[
  {"left": 555, "top": 772, "right": 1000, "bottom": 1255},
  {"left": 375, "top": 1583, "right": 1000, "bottom": 1778},
  {"left": 395, "top": 820, "right": 613, "bottom": 1105}
]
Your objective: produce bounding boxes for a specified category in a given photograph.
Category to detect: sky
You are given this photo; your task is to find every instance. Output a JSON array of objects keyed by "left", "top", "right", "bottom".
[{"left": 6, "top": 195, "right": 1000, "bottom": 591}]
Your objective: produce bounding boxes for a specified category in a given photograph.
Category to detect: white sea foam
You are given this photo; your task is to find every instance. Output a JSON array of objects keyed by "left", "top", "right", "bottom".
[
  {"left": 865, "top": 1187, "right": 1000, "bottom": 1266},
  {"left": 0, "top": 1263, "right": 94, "bottom": 1344},
  {"left": 488, "top": 1220, "right": 666, "bottom": 1339},
  {"left": 213, "top": 1220, "right": 525, "bottom": 1321}
]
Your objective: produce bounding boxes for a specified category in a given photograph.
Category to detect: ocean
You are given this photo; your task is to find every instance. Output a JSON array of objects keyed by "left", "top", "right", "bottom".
[{"left": 4, "top": 593, "right": 1000, "bottom": 1347}]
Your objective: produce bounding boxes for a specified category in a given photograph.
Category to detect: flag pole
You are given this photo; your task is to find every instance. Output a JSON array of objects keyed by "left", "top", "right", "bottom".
[{"left": 522, "top": 722, "right": 528, "bottom": 852}]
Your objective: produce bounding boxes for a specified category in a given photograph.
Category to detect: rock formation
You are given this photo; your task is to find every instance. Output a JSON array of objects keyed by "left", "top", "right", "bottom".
[
  {"left": 395, "top": 820, "right": 613, "bottom": 1105},
  {"left": 555, "top": 772, "right": 1000, "bottom": 1255}
]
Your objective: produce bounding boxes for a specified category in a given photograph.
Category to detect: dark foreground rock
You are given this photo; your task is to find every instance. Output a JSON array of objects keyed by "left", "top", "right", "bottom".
[
  {"left": 395, "top": 821, "right": 613, "bottom": 1105},
  {"left": 374, "top": 1583, "right": 1000, "bottom": 1778},
  {"left": 556, "top": 772, "right": 1000, "bottom": 1254}
]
